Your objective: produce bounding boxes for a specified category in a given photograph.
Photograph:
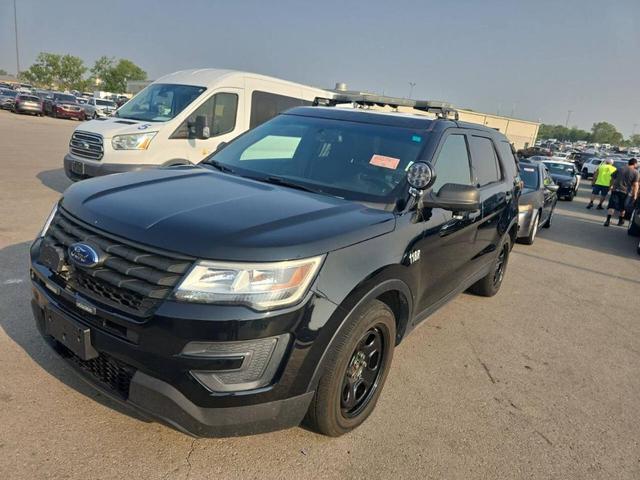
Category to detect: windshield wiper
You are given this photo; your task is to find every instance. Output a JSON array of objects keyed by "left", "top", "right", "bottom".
[
  {"left": 203, "top": 159, "right": 236, "bottom": 174},
  {"left": 257, "top": 176, "right": 321, "bottom": 194}
]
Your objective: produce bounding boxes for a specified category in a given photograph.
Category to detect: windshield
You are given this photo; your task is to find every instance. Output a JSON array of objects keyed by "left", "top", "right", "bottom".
[
  {"left": 204, "top": 114, "right": 427, "bottom": 203},
  {"left": 19, "top": 95, "right": 39, "bottom": 102},
  {"left": 544, "top": 162, "right": 575, "bottom": 175},
  {"left": 116, "top": 83, "right": 206, "bottom": 122},
  {"left": 519, "top": 165, "right": 539, "bottom": 189},
  {"left": 56, "top": 94, "right": 77, "bottom": 103},
  {"left": 95, "top": 99, "right": 116, "bottom": 107},
  {"left": 1, "top": 90, "right": 17, "bottom": 98}
]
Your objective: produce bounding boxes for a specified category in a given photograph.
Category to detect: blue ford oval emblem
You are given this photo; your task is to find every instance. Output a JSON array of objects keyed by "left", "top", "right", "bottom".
[{"left": 68, "top": 243, "right": 101, "bottom": 268}]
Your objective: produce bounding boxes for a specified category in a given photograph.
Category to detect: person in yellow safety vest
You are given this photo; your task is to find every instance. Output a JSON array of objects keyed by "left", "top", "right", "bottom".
[{"left": 587, "top": 158, "right": 616, "bottom": 210}]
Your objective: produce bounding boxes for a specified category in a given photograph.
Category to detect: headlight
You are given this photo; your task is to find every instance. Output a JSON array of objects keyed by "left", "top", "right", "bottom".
[
  {"left": 39, "top": 203, "right": 58, "bottom": 238},
  {"left": 111, "top": 132, "right": 157, "bottom": 150},
  {"left": 174, "top": 256, "right": 324, "bottom": 310},
  {"left": 518, "top": 204, "right": 533, "bottom": 213}
]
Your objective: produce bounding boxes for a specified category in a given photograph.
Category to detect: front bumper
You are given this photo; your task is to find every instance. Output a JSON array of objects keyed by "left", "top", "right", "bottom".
[
  {"left": 56, "top": 109, "right": 84, "bottom": 119},
  {"left": 64, "top": 153, "right": 153, "bottom": 181},
  {"left": 557, "top": 184, "right": 575, "bottom": 197},
  {"left": 16, "top": 104, "right": 43, "bottom": 113},
  {"left": 31, "top": 299, "right": 312, "bottom": 436},
  {"left": 29, "top": 239, "right": 338, "bottom": 436}
]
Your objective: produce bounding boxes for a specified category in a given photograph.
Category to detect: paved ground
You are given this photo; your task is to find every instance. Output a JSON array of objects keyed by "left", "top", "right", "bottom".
[{"left": 0, "top": 110, "right": 639, "bottom": 480}]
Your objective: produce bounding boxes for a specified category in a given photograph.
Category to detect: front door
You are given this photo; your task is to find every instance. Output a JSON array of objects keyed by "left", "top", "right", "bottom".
[
  {"left": 169, "top": 89, "right": 244, "bottom": 162},
  {"left": 415, "top": 131, "right": 481, "bottom": 313}
]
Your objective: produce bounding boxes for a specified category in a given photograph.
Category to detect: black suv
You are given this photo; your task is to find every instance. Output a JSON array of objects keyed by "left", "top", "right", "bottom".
[{"left": 30, "top": 106, "right": 520, "bottom": 437}]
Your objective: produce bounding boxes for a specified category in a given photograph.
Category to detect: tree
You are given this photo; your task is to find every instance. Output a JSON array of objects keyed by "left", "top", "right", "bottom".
[
  {"left": 628, "top": 134, "right": 640, "bottom": 147},
  {"left": 538, "top": 124, "right": 590, "bottom": 142},
  {"left": 0, "top": 68, "right": 8, "bottom": 76},
  {"left": 91, "top": 56, "right": 146, "bottom": 92},
  {"left": 20, "top": 52, "right": 87, "bottom": 90},
  {"left": 590, "top": 122, "right": 623, "bottom": 145}
]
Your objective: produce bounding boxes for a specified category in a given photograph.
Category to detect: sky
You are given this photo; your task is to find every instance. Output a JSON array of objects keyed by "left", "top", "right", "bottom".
[{"left": 1, "top": 0, "right": 639, "bottom": 136}]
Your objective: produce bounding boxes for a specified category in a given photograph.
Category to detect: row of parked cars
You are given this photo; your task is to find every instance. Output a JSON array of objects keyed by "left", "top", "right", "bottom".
[{"left": 0, "top": 87, "right": 119, "bottom": 120}]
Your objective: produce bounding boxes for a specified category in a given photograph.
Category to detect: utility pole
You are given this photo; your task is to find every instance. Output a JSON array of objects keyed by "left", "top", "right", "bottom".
[
  {"left": 632, "top": 123, "right": 638, "bottom": 136},
  {"left": 565, "top": 110, "right": 573, "bottom": 128},
  {"left": 408, "top": 82, "right": 416, "bottom": 99},
  {"left": 13, "top": 0, "right": 20, "bottom": 76}
]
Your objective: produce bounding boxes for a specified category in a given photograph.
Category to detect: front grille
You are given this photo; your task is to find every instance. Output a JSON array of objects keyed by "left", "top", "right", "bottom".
[
  {"left": 64, "top": 348, "right": 135, "bottom": 399},
  {"left": 69, "top": 131, "right": 104, "bottom": 160},
  {"left": 43, "top": 208, "right": 193, "bottom": 317}
]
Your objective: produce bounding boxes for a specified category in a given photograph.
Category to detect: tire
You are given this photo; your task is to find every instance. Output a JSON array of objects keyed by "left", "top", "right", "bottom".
[
  {"left": 581, "top": 169, "right": 588, "bottom": 179},
  {"left": 543, "top": 203, "right": 555, "bottom": 228},
  {"left": 468, "top": 235, "right": 511, "bottom": 297},
  {"left": 92, "top": 112, "right": 98, "bottom": 119},
  {"left": 304, "top": 300, "right": 396, "bottom": 437},
  {"left": 628, "top": 211, "right": 640, "bottom": 236},
  {"left": 567, "top": 191, "right": 574, "bottom": 201},
  {"left": 519, "top": 210, "right": 540, "bottom": 245}
]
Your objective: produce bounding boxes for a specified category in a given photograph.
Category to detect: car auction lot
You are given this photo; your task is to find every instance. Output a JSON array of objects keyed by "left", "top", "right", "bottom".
[{"left": 1, "top": 110, "right": 639, "bottom": 480}]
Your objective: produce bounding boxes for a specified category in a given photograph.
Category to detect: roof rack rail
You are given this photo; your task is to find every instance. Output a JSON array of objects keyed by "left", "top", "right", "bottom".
[{"left": 313, "top": 90, "right": 459, "bottom": 120}]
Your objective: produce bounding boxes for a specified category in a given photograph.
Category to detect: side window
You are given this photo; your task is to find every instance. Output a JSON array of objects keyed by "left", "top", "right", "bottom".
[
  {"left": 470, "top": 136, "right": 502, "bottom": 187},
  {"left": 171, "top": 93, "right": 238, "bottom": 139},
  {"left": 496, "top": 140, "right": 517, "bottom": 169},
  {"left": 431, "top": 134, "right": 472, "bottom": 192},
  {"left": 249, "top": 91, "right": 312, "bottom": 129},
  {"left": 543, "top": 168, "right": 553, "bottom": 186}
]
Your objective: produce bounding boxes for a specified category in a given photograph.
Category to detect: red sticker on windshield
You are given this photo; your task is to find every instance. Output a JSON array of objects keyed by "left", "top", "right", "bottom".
[{"left": 370, "top": 154, "right": 400, "bottom": 170}]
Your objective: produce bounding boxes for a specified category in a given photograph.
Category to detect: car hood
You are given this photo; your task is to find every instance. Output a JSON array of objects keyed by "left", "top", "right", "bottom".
[
  {"left": 61, "top": 166, "right": 396, "bottom": 261},
  {"left": 75, "top": 116, "right": 162, "bottom": 138},
  {"left": 550, "top": 173, "right": 574, "bottom": 184}
]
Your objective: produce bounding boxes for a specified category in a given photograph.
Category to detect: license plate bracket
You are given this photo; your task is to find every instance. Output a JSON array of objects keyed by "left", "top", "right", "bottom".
[
  {"left": 71, "top": 161, "right": 85, "bottom": 175},
  {"left": 44, "top": 310, "right": 98, "bottom": 360}
]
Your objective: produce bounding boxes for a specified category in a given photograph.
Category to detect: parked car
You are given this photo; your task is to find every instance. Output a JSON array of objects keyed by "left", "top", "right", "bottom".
[
  {"left": 44, "top": 93, "right": 84, "bottom": 120},
  {"left": 518, "top": 146, "right": 552, "bottom": 158},
  {"left": 31, "top": 103, "right": 520, "bottom": 437},
  {"left": 0, "top": 88, "right": 18, "bottom": 110},
  {"left": 580, "top": 157, "right": 603, "bottom": 178},
  {"left": 63, "top": 69, "right": 332, "bottom": 181},
  {"left": 517, "top": 161, "right": 558, "bottom": 244},
  {"left": 13, "top": 94, "right": 44, "bottom": 116},
  {"left": 567, "top": 152, "right": 596, "bottom": 169},
  {"left": 542, "top": 160, "right": 580, "bottom": 200},
  {"left": 81, "top": 97, "right": 118, "bottom": 119}
]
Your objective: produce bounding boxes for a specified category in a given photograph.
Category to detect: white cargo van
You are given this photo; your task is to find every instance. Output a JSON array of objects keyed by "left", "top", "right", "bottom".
[{"left": 64, "top": 69, "right": 331, "bottom": 180}]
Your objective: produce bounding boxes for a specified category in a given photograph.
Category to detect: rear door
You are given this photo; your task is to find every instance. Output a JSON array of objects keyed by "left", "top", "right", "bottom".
[{"left": 468, "top": 134, "right": 509, "bottom": 267}]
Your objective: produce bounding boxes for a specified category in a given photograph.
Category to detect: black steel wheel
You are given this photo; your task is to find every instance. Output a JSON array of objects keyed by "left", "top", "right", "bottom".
[
  {"left": 304, "top": 300, "right": 395, "bottom": 436},
  {"left": 468, "top": 234, "right": 511, "bottom": 297},
  {"left": 340, "top": 326, "right": 386, "bottom": 418}
]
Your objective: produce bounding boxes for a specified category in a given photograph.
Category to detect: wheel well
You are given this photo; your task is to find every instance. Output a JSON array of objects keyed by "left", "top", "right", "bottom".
[{"left": 376, "top": 290, "right": 410, "bottom": 344}]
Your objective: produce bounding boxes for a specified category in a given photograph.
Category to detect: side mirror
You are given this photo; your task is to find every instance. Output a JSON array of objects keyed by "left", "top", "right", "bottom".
[
  {"left": 194, "top": 115, "right": 210, "bottom": 140},
  {"left": 546, "top": 183, "right": 560, "bottom": 192},
  {"left": 423, "top": 183, "right": 481, "bottom": 211}
]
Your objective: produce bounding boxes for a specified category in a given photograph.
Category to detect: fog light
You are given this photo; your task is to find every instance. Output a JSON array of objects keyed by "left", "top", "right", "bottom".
[{"left": 183, "top": 334, "right": 290, "bottom": 392}]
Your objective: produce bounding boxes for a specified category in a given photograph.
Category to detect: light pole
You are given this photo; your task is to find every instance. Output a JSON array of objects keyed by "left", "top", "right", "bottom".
[
  {"left": 13, "top": 0, "right": 20, "bottom": 75},
  {"left": 408, "top": 82, "right": 416, "bottom": 99},
  {"left": 565, "top": 110, "right": 573, "bottom": 128},
  {"left": 632, "top": 123, "right": 638, "bottom": 136}
]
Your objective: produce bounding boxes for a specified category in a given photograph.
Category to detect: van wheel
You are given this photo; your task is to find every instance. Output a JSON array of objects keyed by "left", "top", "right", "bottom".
[
  {"left": 304, "top": 300, "right": 395, "bottom": 437},
  {"left": 468, "top": 235, "right": 511, "bottom": 297}
]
